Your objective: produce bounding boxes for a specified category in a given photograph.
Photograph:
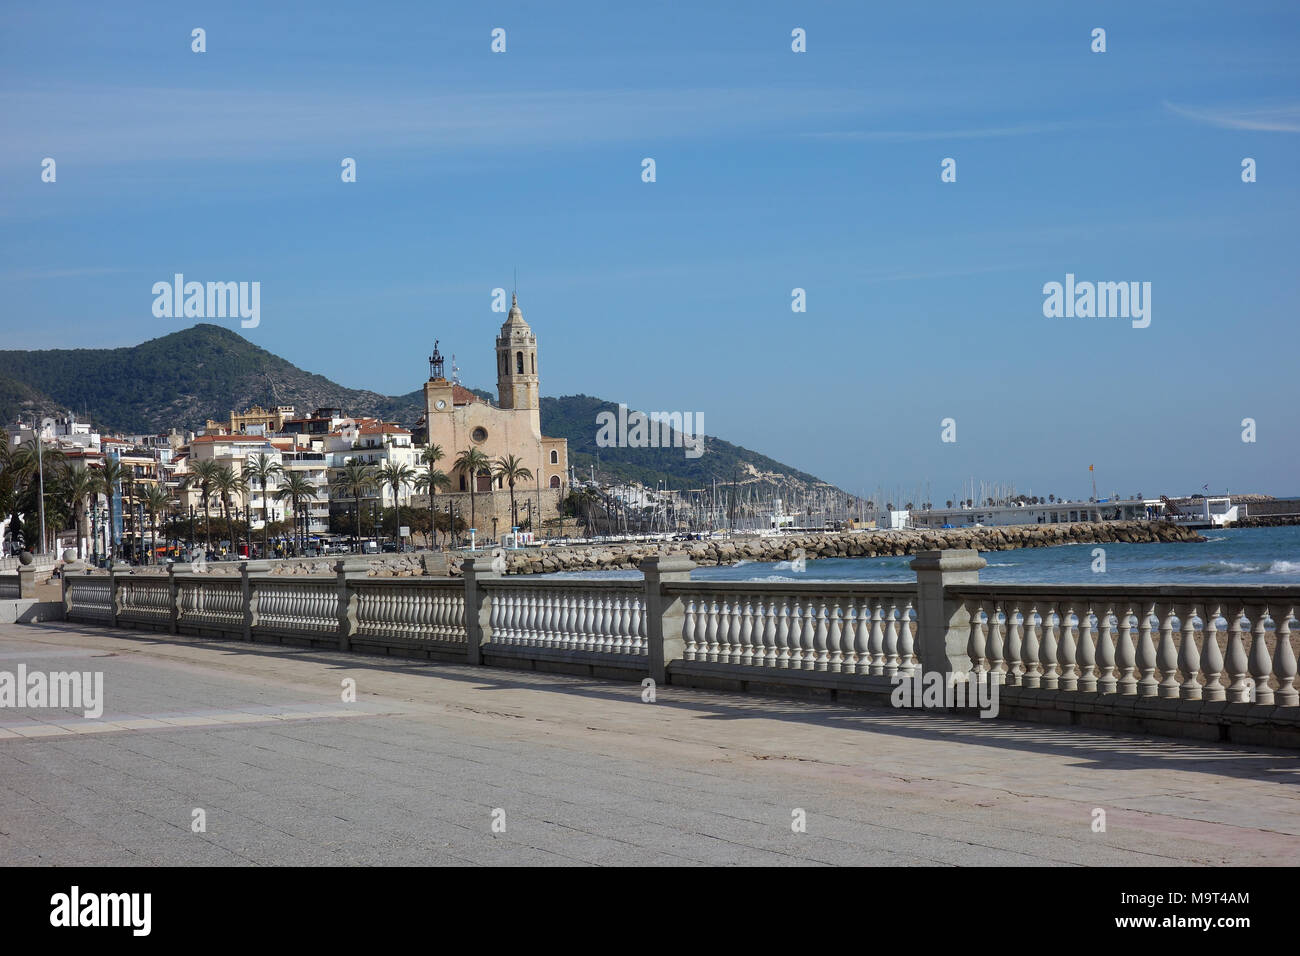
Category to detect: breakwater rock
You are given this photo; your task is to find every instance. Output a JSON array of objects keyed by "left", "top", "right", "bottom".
[{"left": 462, "top": 520, "right": 1203, "bottom": 576}]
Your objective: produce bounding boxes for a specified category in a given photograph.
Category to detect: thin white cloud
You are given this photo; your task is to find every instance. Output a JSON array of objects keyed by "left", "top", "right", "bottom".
[
  {"left": 0, "top": 267, "right": 126, "bottom": 281},
  {"left": 1164, "top": 100, "right": 1300, "bottom": 132},
  {"left": 803, "top": 120, "right": 1086, "bottom": 142},
  {"left": 0, "top": 85, "right": 908, "bottom": 170}
]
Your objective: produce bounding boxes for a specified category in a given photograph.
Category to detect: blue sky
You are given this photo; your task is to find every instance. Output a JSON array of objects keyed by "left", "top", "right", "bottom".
[{"left": 2, "top": 1, "right": 1297, "bottom": 499}]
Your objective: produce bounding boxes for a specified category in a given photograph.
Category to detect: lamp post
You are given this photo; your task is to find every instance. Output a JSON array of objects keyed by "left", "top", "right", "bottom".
[{"left": 31, "top": 419, "right": 47, "bottom": 555}]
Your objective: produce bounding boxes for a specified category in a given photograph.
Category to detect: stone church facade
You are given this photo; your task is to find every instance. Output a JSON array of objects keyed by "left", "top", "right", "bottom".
[{"left": 420, "top": 294, "right": 568, "bottom": 536}]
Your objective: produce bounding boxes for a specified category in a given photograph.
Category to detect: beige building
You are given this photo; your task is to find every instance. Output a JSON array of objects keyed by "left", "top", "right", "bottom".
[
  {"left": 422, "top": 294, "right": 568, "bottom": 535},
  {"left": 202, "top": 404, "right": 297, "bottom": 436}
]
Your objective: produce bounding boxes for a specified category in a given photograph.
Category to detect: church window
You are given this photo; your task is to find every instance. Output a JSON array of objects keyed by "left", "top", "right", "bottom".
[
  {"left": 516, "top": 351, "right": 524, "bottom": 374},
  {"left": 471, "top": 427, "right": 488, "bottom": 443},
  {"left": 549, "top": 475, "right": 560, "bottom": 489},
  {"left": 550, "top": 450, "right": 558, "bottom": 464}
]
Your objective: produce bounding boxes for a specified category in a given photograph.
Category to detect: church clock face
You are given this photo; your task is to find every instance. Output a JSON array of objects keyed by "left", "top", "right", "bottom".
[{"left": 435, "top": 400, "right": 447, "bottom": 410}]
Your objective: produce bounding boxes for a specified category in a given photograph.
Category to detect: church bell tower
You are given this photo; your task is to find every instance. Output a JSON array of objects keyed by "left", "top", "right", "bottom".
[{"left": 496, "top": 293, "right": 539, "bottom": 416}]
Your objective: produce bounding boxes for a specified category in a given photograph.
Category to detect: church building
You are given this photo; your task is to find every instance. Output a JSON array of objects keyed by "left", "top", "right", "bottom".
[{"left": 421, "top": 294, "right": 568, "bottom": 534}]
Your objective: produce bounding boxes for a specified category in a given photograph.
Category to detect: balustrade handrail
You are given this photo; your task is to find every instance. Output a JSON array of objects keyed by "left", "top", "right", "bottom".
[
  {"left": 948, "top": 582, "right": 1300, "bottom": 600},
  {"left": 479, "top": 577, "right": 643, "bottom": 591},
  {"left": 662, "top": 580, "right": 916, "bottom": 596}
]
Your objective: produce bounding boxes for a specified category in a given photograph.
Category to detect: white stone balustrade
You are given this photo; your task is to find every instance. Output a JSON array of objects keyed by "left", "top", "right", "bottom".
[
  {"left": 483, "top": 583, "right": 646, "bottom": 655},
  {"left": 251, "top": 581, "right": 338, "bottom": 634},
  {"left": 353, "top": 581, "right": 465, "bottom": 645},
  {"left": 59, "top": 557, "right": 1300, "bottom": 740},
  {"left": 954, "top": 587, "right": 1299, "bottom": 706},
  {"left": 671, "top": 584, "right": 917, "bottom": 675}
]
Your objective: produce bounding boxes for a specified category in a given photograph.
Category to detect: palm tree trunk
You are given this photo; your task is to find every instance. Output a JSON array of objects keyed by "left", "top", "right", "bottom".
[
  {"left": 261, "top": 479, "right": 269, "bottom": 559},
  {"left": 204, "top": 494, "right": 212, "bottom": 551}
]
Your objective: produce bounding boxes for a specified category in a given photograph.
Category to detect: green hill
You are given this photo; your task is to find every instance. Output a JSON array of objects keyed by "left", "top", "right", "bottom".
[{"left": 0, "top": 324, "right": 844, "bottom": 495}]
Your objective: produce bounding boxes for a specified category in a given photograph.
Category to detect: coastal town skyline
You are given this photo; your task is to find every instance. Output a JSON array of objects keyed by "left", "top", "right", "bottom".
[{"left": 3, "top": 1, "right": 1297, "bottom": 496}]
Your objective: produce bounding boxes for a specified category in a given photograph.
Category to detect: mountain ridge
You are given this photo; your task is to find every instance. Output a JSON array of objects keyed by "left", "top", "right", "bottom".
[{"left": 0, "top": 324, "right": 843, "bottom": 494}]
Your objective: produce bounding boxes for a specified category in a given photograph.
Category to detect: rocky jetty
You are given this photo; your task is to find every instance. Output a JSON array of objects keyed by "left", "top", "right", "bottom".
[
  {"left": 455, "top": 520, "right": 1203, "bottom": 576},
  {"left": 107, "top": 521, "right": 1201, "bottom": 579}
]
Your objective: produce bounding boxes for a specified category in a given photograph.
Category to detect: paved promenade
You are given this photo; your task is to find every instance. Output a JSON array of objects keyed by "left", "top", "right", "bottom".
[{"left": 1, "top": 621, "right": 1297, "bottom": 866}]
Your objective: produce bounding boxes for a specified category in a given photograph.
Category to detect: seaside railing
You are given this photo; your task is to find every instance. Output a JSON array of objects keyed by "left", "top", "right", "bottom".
[
  {"left": 949, "top": 585, "right": 1298, "bottom": 703},
  {"left": 56, "top": 550, "right": 1300, "bottom": 745}
]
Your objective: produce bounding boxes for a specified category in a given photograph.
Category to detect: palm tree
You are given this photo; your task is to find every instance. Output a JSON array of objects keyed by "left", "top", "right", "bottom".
[
  {"left": 414, "top": 468, "right": 451, "bottom": 549},
  {"left": 454, "top": 447, "right": 491, "bottom": 542},
  {"left": 417, "top": 444, "right": 449, "bottom": 549},
  {"left": 330, "top": 460, "right": 377, "bottom": 554},
  {"left": 92, "top": 457, "right": 125, "bottom": 561},
  {"left": 8, "top": 439, "right": 66, "bottom": 553},
  {"left": 212, "top": 466, "right": 248, "bottom": 555},
  {"left": 493, "top": 454, "right": 534, "bottom": 532},
  {"left": 141, "top": 484, "right": 171, "bottom": 565},
  {"left": 274, "top": 472, "right": 320, "bottom": 555},
  {"left": 60, "top": 463, "right": 100, "bottom": 561},
  {"left": 246, "top": 453, "right": 283, "bottom": 558},
  {"left": 377, "top": 462, "right": 416, "bottom": 548},
  {"left": 182, "top": 459, "right": 221, "bottom": 552}
]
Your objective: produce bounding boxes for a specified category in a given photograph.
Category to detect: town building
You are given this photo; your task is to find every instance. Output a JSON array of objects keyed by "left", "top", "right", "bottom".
[{"left": 421, "top": 294, "right": 568, "bottom": 536}]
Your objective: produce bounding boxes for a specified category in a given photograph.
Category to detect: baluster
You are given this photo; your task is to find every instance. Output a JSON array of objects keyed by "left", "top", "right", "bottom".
[
  {"left": 1157, "top": 603, "right": 1180, "bottom": 699},
  {"left": 1063, "top": 604, "right": 1085, "bottom": 692},
  {"left": 987, "top": 602, "right": 1005, "bottom": 685},
  {"left": 590, "top": 592, "right": 606, "bottom": 651},
  {"left": 814, "top": 598, "right": 830, "bottom": 672},
  {"left": 852, "top": 599, "right": 870, "bottom": 676},
  {"left": 803, "top": 600, "right": 819, "bottom": 671},
  {"left": 1248, "top": 604, "right": 1274, "bottom": 705},
  {"left": 621, "top": 593, "right": 635, "bottom": 654},
  {"left": 897, "top": 603, "right": 916, "bottom": 677},
  {"left": 1040, "top": 602, "right": 1060, "bottom": 690},
  {"left": 1022, "top": 604, "right": 1041, "bottom": 688},
  {"left": 554, "top": 592, "right": 570, "bottom": 647},
  {"left": 868, "top": 600, "right": 885, "bottom": 675},
  {"left": 1201, "top": 605, "right": 1225, "bottom": 702},
  {"left": 730, "top": 599, "right": 744, "bottom": 665},
  {"left": 882, "top": 602, "right": 899, "bottom": 677},
  {"left": 775, "top": 599, "right": 791, "bottom": 668},
  {"left": 683, "top": 598, "right": 698, "bottom": 660},
  {"left": 826, "top": 600, "right": 843, "bottom": 673},
  {"left": 967, "top": 601, "right": 987, "bottom": 679},
  {"left": 1136, "top": 603, "right": 1158, "bottom": 696},
  {"left": 1273, "top": 605, "right": 1297, "bottom": 706},
  {"left": 705, "top": 598, "right": 721, "bottom": 663},
  {"left": 1093, "top": 604, "right": 1113, "bottom": 694},
  {"left": 1179, "top": 605, "right": 1202, "bottom": 700},
  {"left": 753, "top": 600, "right": 770, "bottom": 667},
  {"left": 1005, "top": 603, "right": 1023, "bottom": 686},
  {"left": 539, "top": 591, "right": 554, "bottom": 647},
  {"left": 739, "top": 599, "right": 755, "bottom": 666},
  {"left": 715, "top": 598, "right": 732, "bottom": 664},
  {"left": 1117, "top": 606, "right": 1139, "bottom": 694},
  {"left": 605, "top": 593, "right": 620, "bottom": 654},
  {"left": 787, "top": 598, "right": 803, "bottom": 668}
]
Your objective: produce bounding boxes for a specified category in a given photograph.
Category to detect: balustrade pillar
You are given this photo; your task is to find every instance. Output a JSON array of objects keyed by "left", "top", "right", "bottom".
[
  {"left": 641, "top": 556, "right": 696, "bottom": 683},
  {"left": 462, "top": 556, "right": 499, "bottom": 665},
  {"left": 910, "top": 549, "right": 986, "bottom": 680}
]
